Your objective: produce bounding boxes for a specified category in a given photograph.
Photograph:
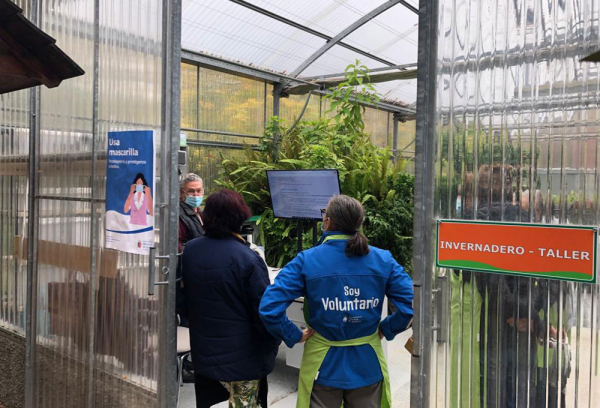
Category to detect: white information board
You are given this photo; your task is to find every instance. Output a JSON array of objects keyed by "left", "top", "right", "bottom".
[{"left": 267, "top": 169, "right": 341, "bottom": 220}]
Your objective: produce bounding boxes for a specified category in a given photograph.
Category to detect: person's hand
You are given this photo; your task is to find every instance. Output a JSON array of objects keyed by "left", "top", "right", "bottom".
[
  {"left": 129, "top": 184, "right": 135, "bottom": 194},
  {"left": 299, "top": 328, "right": 315, "bottom": 343},
  {"left": 379, "top": 327, "right": 385, "bottom": 340}
]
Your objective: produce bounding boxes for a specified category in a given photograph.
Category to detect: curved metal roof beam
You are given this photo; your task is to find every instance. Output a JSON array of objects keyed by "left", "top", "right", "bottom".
[
  {"left": 228, "top": 0, "right": 399, "bottom": 69},
  {"left": 291, "top": 0, "right": 414, "bottom": 77}
]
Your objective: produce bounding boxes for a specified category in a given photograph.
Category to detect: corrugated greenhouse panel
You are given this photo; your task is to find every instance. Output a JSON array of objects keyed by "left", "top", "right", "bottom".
[
  {"left": 344, "top": 4, "right": 418, "bottom": 66},
  {"left": 0, "top": 93, "right": 28, "bottom": 334},
  {"left": 182, "top": 0, "right": 325, "bottom": 74},
  {"left": 0, "top": 0, "right": 30, "bottom": 335},
  {"left": 377, "top": 79, "right": 417, "bottom": 105},
  {"left": 187, "top": 145, "right": 249, "bottom": 194},
  {"left": 363, "top": 108, "right": 390, "bottom": 148},
  {"left": 433, "top": 0, "right": 600, "bottom": 407},
  {"left": 247, "top": 0, "right": 389, "bottom": 37},
  {"left": 299, "top": 43, "right": 388, "bottom": 78},
  {"left": 181, "top": 63, "right": 199, "bottom": 130},
  {"left": 95, "top": 0, "right": 163, "bottom": 405},
  {"left": 35, "top": 0, "right": 95, "bottom": 405},
  {"left": 280, "top": 94, "right": 321, "bottom": 125},
  {"left": 198, "top": 68, "right": 267, "bottom": 136}
]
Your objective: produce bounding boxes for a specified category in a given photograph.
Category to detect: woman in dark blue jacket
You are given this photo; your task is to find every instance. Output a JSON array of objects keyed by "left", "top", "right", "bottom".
[{"left": 179, "top": 189, "right": 280, "bottom": 408}]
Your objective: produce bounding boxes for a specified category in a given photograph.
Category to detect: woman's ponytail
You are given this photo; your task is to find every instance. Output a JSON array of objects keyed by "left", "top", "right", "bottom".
[{"left": 345, "top": 230, "right": 370, "bottom": 257}]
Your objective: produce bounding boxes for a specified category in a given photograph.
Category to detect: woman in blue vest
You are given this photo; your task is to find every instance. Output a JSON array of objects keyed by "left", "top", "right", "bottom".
[{"left": 259, "top": 195, "right": 413, "bottom": 408}]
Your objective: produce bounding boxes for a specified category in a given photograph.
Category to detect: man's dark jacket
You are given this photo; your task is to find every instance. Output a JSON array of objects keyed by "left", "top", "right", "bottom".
[
  {"left": 179, "top": 235, "right": 281, "bottom": 382},
  {"left": 178, "top": 201, "right": 204, "bottom": 251}
]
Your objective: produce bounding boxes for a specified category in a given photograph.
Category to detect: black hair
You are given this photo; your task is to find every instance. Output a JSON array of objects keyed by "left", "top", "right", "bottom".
[
  {"left": 202, "top": 189, "right": 252, "bottom": 239},
  {"left": 132, "top": 173, "right": 148, "bottom": 187}
]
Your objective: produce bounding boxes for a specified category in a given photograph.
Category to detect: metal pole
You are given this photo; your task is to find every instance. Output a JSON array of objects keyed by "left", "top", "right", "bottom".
[
  {"left": 86, "top": 0, "right": 101, "bottom": 405},
  {"left": 392, "top": 113, "right": 399, "bottom": 157},
  {"left": 159, "top": 0, "right": 181, "bottom": 406},
  {"left": 272, "top": 83, "right": 282, "bottom": 160},
  {"left": 410, "top": 0, "right": 439, "bottom": 407},
  {"left": 25, "top": 0, "right": 41, "bottom": 405},
  {"left": 263, "top": 81, "right": 268, "bottom": 128},
  {"left": 24, "top": 88, "right": 41, "bottom": 408},
  {"left": 319, "top": 95, "right": 323, "bottom": 118},
  {"left": 196, "top": 65, "right": 200, "bottom": 131},
  {"left": 273, "top": 82, "right": 282, "bottom": 118}
]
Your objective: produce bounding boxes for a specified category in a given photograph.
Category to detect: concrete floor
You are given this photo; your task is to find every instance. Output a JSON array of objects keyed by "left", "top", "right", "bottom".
[{"left": 178, "top": 330, "right": 413, "bottom": 408}]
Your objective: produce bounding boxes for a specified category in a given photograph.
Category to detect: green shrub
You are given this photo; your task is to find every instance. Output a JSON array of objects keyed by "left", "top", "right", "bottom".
[{"left": 218, "top": 62, "right": 414, "bottom": 273}]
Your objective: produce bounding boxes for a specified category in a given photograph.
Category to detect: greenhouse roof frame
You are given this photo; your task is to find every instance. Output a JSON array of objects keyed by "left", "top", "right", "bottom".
[
  {"left": 289, "top": 0, "right": 415, "bottom": 77},
  {"left": 229, "top": 0, "right": 417, "bottom": 73},
  {"left": 182, "top": 48, "right": 416, "bottom": 117},
  {"left": 182, "top": 0, "right": 420, "bottom": 104}
]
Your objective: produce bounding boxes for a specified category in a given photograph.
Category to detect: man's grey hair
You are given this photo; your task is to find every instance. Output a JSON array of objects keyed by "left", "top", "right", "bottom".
[{"left": 180, "top": 173, "right": 203, "bottom": 190}]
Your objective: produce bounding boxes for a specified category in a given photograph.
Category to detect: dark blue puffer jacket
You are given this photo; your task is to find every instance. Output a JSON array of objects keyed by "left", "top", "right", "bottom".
[{"left": 179, "top": 235, "right": 280, "bottom": 382}]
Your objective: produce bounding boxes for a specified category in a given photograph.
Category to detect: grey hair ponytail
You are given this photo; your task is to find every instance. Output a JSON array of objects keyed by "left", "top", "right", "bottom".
[{"left": 325, "top": 195, "right": 369, "bottom": 257}]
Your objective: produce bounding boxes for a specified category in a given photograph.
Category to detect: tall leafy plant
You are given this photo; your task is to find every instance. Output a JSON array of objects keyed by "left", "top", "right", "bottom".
[{"left": 218, "top": 62, "right": 414, "bottom": 272}]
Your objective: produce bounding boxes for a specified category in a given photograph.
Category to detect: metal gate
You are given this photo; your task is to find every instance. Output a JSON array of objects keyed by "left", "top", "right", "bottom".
[
  {"left": 0, "top": 0, "right": 181, "bottom": 407},
  {"left": 413, "top": 0, "right": 600, "bottom": 407}
]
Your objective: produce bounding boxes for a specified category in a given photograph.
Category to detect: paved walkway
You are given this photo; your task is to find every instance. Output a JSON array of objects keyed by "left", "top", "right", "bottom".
[{"left": 179, "top": 330, "right": 413, "bottom": 408}]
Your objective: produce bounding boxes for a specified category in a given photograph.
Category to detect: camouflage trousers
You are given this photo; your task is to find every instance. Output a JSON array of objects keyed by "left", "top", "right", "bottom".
[{"left": 219, "top": 379, "right": 260, "bottom": 408}]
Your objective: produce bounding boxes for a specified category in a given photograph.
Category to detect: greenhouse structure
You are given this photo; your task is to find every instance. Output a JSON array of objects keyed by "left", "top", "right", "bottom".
[{"left": 1, "top": 0, "right": 600, "bottom": 407}]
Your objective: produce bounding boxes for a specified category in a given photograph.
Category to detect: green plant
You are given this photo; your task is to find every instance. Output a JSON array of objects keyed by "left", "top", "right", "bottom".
[
  {"left": 218, "top": 62, "right": 414, "bottom": 273},
  {"left": 327, "top": 60, "right": 380, "bottom": 133}
]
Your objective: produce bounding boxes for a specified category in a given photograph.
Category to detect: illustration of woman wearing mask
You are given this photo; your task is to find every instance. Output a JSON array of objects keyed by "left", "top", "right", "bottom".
[{"left": 124, "top": 173, "right": 154, "bottom": 226}]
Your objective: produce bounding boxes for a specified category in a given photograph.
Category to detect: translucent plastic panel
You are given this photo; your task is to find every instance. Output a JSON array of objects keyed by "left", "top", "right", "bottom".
[
  {"left": 187, "top": 145, "right": 249, "bottom": 194},
  {"left": 280, "top": 94, "right": 321, "bottom": 125},
  {"left": 363, "top": 109, "right": 390, "bottom": 148},
  {"left": 0, "top": 0, "right": 165, "bottom": 406},
  {"left": 96, "top": 0, "right": 163, "bottom": 403},
  {"left": 36, "top": 0, "right": 96, "bottom": 404},
  {"left": 396, "top": 121, "right": 415, "bottom": 152},
  {"left": 300, "top": 44, "right": 388, "bottom": 78},
  {"left": 345, "top": 4, "right": 418, "bottom": 65},
  {"left": 377, "top": 79, "right": 417, "bottom": 104},
  {"left": 182, "top": 0, "right": 325, "bottom": 74},
  {"left": 198, "top": 68, "right": 268, "bottom": 136},
  {"left": 246, "top": 0, "right": 388, "bottom": 37},
  {"left": 181, "top": 63, "right": 199, "bottom": 130},
  {"left": 433, "top": 1, "right": 600, "bottom": 408},
  {"left": 0, "top": 97, "right": 28, "bottom": 333}
]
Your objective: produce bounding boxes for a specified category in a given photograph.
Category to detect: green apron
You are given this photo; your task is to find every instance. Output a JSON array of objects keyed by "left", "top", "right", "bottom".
[
  {"left": 296, "top": 331, "right": 392, "bottom": 408},
  {"left": 449, "top": 272, "right": 482, "bottom": 408},
  {"left": 296, "top": 234, "right": 391, "bottom": 408}
]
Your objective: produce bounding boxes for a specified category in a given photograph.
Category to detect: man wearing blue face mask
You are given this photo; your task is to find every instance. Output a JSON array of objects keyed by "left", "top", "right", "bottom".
[
  {"left": 178, "top": 173, "right": 205, "bottom": 252},
  {"left": 177, "top": 173, "right": 206, "bottom": 384}
]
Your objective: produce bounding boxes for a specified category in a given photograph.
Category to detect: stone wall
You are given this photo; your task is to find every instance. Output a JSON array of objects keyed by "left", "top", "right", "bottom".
[
  {"left": 0, "top": 328, "right": 156, "bottom": 408},
  {"left": 0, "top": 329, "right": 25, "bottom": 408}
]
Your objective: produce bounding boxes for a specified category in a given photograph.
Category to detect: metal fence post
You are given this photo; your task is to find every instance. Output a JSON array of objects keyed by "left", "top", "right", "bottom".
[
  {"left": 24, "top": 0, "right": 42, "bottom": 405},
  {"left": 392, "top": 113, "right": 400, "bottom": 154},
  {"left": 159, "top": 0, "right": 182, "bottom": 406},
  {"left": 86, "top": 0, "right": 101, "bottom": 405},
  {"left": 411, "top": 0, "right": 439, "bottom": 407}
]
